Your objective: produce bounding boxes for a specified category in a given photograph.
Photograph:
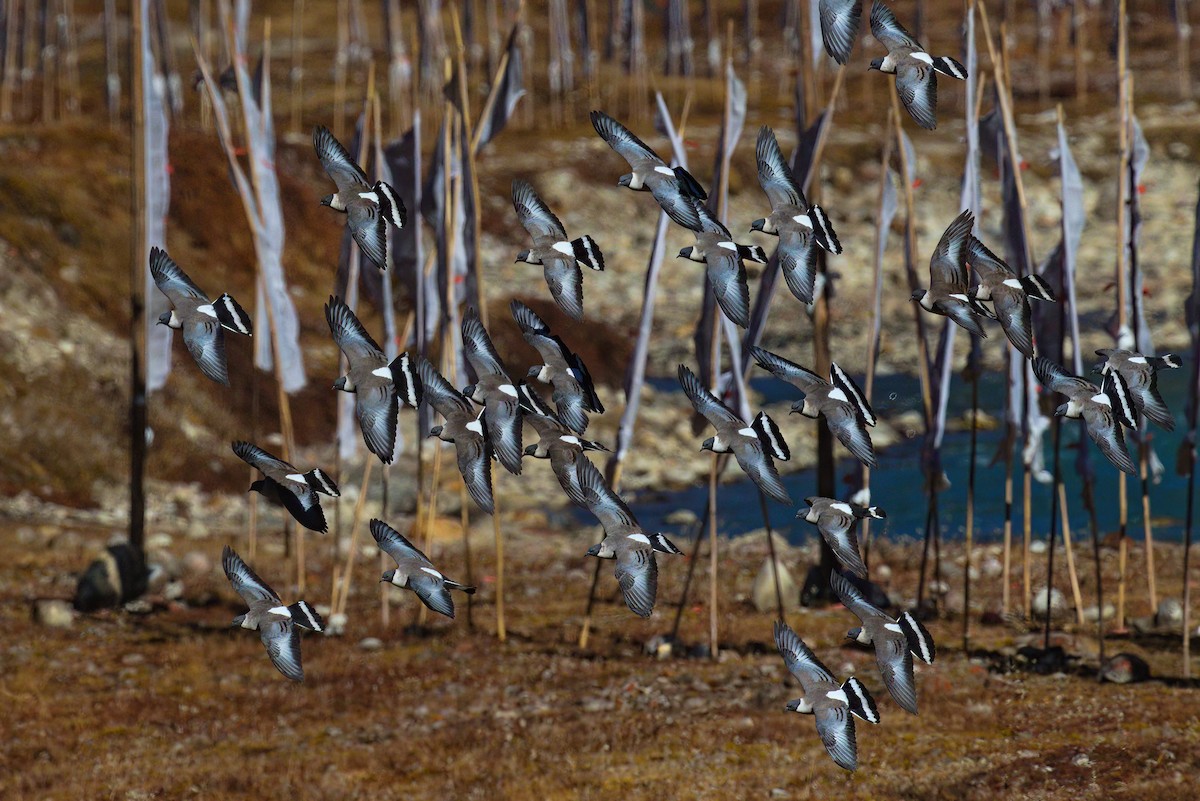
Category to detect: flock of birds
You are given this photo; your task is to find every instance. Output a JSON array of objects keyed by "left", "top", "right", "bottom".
[{"left": 143, "top": 0, "right": 1183, "bottom": 773}]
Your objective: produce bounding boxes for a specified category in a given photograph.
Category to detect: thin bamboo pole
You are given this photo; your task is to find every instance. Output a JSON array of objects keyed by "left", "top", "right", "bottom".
[
  {"left": 332, "top": 459, "right": 375, "bottom": 618},
  {"left": 1114, "top": 0, "right": 1131, "bottom": 634},
  {"left": 964, "top": 369, "right": 978, "bottom": 651},
  {"left": 1002, "top": 438, "right": 1013, "bottom": 615},
  {"left": 129, "top": 0, "right": 149, "bottom": 561},
  {"left": 1059, "top": 482, "right": 1084, "bottom": 625}
]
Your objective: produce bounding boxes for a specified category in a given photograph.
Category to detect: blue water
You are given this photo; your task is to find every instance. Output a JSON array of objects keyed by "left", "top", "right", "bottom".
[{"left": 595, "top": 360, "right": 1197, "bottom": 547}]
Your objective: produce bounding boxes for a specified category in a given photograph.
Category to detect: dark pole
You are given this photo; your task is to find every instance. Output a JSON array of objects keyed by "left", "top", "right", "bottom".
[
  {"left": 128, "top": 0, "right": 146, "bottom": 558},
  {"left": 670, "top": 507, "right": 710, "bottom": 642},
  {"left": 757, "top": 488, "right": 785, "bottom": 621},
  {"left": 1044, "top": 416, "right": 1063, "bottom": 650}
]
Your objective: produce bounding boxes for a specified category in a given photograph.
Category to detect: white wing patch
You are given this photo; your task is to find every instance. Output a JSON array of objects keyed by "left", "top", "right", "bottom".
[
  {"left": 826, "top": 688, "right": 849, "bottom": 705},
  {"left": 911, "top": 51, "right": 934, "bottom": 65},
  {"left": 419, "top": 566, "right": 443, "bottom": 579},
  {"left": 499, "top": 384, "right": 519, "bottom": 398},
  {"left": 466, "top": 419, "right": 484, "bottom": 435},
  {"left": 1003, "top": 278, "right": 1023, "bottom": 289},
  {"left": 830, "top": 502, "right": 853, "bottom": 516},
  {"left": 197, "top": 304, "right": 217, "bottom": 318},
  {"left": 653, "top": 165, "right": 675, "bottom": 176},
  {"left": 828, "top": 387, "right": 849, "bottom": 403},
  {"left": 884, "top": 622, "right": 903, "bottom": 633},
  {"left": 792, "top": 214, "right": 813, "bottom": 228},
  {"left": 717, "top": 241, "right": 737, "bottom": 251},
  {"left": 1129, "top": 356, "right": 1147, "bottom": 364},
  {"left": 738, "top": 427, "right": 757, "bottom": 438},
  {"left": 268, "top": 605, "right": 290, "bottom": 618},
  {"left": 551, "top": 241, "right": 574, "bottom": 256},
  {"left": 950, "top": 293, "right": 969, "bottom": 302},
  {"left": 285, "top": 473, "right": 306, "bottom": 483},
  {"left": 560, "top": 435, "right": 581, "bottom": 445},
  {"left": 372, "top": 366, "right": 393, "bottom": 379},
  {"left": 1091, "top": 393, "right": 1112, "bottom": 407},
  {"left": 628, "top": 533, "right": 651, "bottom": 545}
]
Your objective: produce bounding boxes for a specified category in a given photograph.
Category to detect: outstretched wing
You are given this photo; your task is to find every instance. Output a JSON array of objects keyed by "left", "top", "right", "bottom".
[
  {"left": 222, "top": 545, "right": 280, "bottom": 605},
  {"left": 755, "top": 126, "right": 805, "bottom": 209},
  {"left": 512, "top": 179, "right": 567, "bottom": 240},
  {"left": 313, "top": 124, "right": 370, "bottom": 192},
  {"left": 369, "top": 518, "right": 434, "bottom": 567},
  {"left": 869, "top": 0, "right": 920, "bottom": 49}
]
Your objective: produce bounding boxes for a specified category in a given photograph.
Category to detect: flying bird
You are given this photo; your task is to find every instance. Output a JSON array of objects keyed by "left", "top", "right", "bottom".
[
  {"left": 313, "top": 124, "right": 406, "bottom": 270},
  {"left": 232, "top": 441, "right": 340, "bottom": 533},
  {"left": 417, "top": 355, "right": 496, "bottom": 514},
  {"left": 868, "top": 0, "right": 967, "bottom": 130},
  {"left": 371, "top": 518, "right": 475, "bottom": 618},
  {"left": 461, "top": 309, "right": 524, "bottom": 476},
  {"left": 510, "top": 300, "right": 604, "bottom": 434},
  {"left": 576, "top": 457, "right": 682, "bottom": 618},
  {"left": 677, "top": 198, "right": 768, "bottom": 328},
  {"left": 150, "top": 247, "right": 252, "bottom": 386},
  {"left": 511, "top": 179, "right": 604, "bottom": 320},
  {"left": 967, "top": 237, "right": 1056, "bottom": 358},
  {"left": 523, "top": 411, "right": 609, "bottom": 508},
  {"left": 590, "top": 109, "right": 708, "bottom": 231},
  {"left": 798, "top": 497, "right": 885, "bottom": 579},
  {"left": 1094, "top": 349, "right": 1180, "bottom": 431},
  {"left": 325, "top": 296, "right": 421, "bottom": 463},
  {"left": 818, "top": 0, "right": 864, "bottom": 64},
  {"left": 677, "top": 364, "right": 793, "bottom": 505},
  {"left": 831, "top": 570, "right": 935, "bottom": 715},
  {"left": 222, "top": 545, "right": 324, "bottom": 682},
  {"left": 751, "top": 346, "right": 878, "bottom": 468},
  {"left": 912, "top": 210, "right": 992, "bottom": 338},
  {"left": 751, "top": 126, "right": 842, "bottom": 305},
  {"left": 1032, "top": 356, "right": 1138, "bottom": 474},
  {"left": 774, "top": 619, "right": 881, "bottom": 772}
]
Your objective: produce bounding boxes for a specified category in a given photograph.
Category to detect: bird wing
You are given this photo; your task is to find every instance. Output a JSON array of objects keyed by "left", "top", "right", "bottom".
[
  {"left": 815, "top": 705, "right": 860, "bottom": 772},
  {"left": 149, "top": 247, "right": 208, "bottom": 305},
  {"left": 369, "top": 518, "right": 434, "bottom": 567},
  {"left": 1032, "top": 357, "right": 1092, "bottom": 398},
  {"left": 1083, "top": 402, "right": 1138, "bottom": 475},
  {"left": 895, "top": 62, "right": 938, "bottom": 130},
  {"left": 755, "top": 127, "right": 805, "bottom": 209},
  {"left": 541, "top": 258, "right": 586, "bottom": 321},
  {"left": 183, "top": 317, "right": 231, "bottom": 386},
  {"left": 551, "top": 379, "right": 590, "bottom": 435},
  {"left": 869, "top": 0, "right": 921, "bottom": 49},
  {"left": 348, "top": 201, "right": 389, "bottom": 270},
  {"left": 260, "top": 619, "right": 305, "bottom": 682},
  {"left": 750, "top": 346, "right": 827, "bottom": 395},
  {"left": 830, "top": 569, "right": 887, "bottom": 621},
  {"left": 590, "top": 109, "right": 666, "bottom": 168},
  {"left": 779, "top": 228, "right": 819, "bottom": 305},
  {"left": 462, "top": 309, "right": 508, "bottom": 377},
  {"left": 355, "top": 384, "right": 399, "bottom": 463},
  {"left": 232, "top": 440, "right": 293, "bottom": 475},
  {"left": 967, "top": 235, "right": 1013, "bottom": 283},
  {"left": 649, "top": 179, "right": 707, "bottom": 231},
  {"left": 512, "top": 178, "right": 567, "bottom": 240},
  {"left": 819, "top": 514, "right": 870, "bottom": 579},
  {"left": 313, "top": 124, "right": 370, "bottom": 193},
  {"left": 992, "top": 288, "right": 1035, "bottom": 359},
  {"left": 704, "top": 246, "right": 751, "bottom": 328},
  {"left": 275, "top": 479, "right": 329, "bottom": 533},
  {"left": 825, "top": 404, "right": 878, "bottom": 468},
  {"left": 614, "top": 546, "right": 658, "bottom": 618},
  {"left": 416, "top": 355, "right": 473, "bottom": 419},
  {"left": 325, "top": 295, "right": 386, "bottom": 364},
  {"left": 875, "top": 636, "right": 919, "bottom": 715},
  {"left": 819, "top": 0, "right": 863, "bottom": 65},
  {"left": 677, "top": 363, "right": 741, "bottom": 429},
  {"left": 733, "top": 437, "right": 792, "bottom": 505},
  {"left": 576, "top": 455, "right": 638, "bottom": 534},
  {"left": 928, "top": 210, "right": 974, "bottom": 294},
  {"left": 407, "top": 572, "right": 456, "bottom": 619},
  {"left": 938, "top": 298, "right": 989, "bottom": 338},
  {"left": 222, "top": 545, "right": 281, "bottom": 605},
  {"left": 456, "top": 433, "right": 496, "bottom": 514},
  {"left": 774, "top": 621, "right": 837, "bottom": 692},
  {"left": 485, "top": 394, "right": 524, "bottom": 475}
]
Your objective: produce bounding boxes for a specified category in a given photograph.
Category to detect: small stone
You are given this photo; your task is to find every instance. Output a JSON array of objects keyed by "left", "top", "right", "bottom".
[
  {"left": 1082, "top": 603, "right": 1115, "bottom": 622},
  {"left": 1156, "top": 597, "right": 1184, "bottom": 626},
  {"left": 1072, "top": 753, "right": 1092, "bottom": 768},
  {"left": 1100, "top": 652, "right": 1151, "bottom": 684},
  {"left": 32, "top": 599, "right": 74, "bottom": 628},
  {"left": 664, "top": 509, "right": 698, "bottom": 526},
  {"left": 752, "top": 558, "right": 797, "bottom": 614},
  {"left": 1030, "top": 540, "right": 1048, "bottom": 555},
  {"left": 324, "top": 612, "right": 348, "bottom": 636},
  {"left": 1032, "top": 587, "right": 1066, "bottom": 618},
  {"left": 358, "top": 637, "right": 383, "bottom": 652}
]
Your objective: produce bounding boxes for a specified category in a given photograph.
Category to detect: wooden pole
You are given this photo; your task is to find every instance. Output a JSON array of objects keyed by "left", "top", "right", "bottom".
[
  {"left": 964, "top": 367, "right": 978, "bottom": 651},
  {"left": 1002, "top": 435, "right": 1013, "bottom": 616},
  {"left": 332, "top": 459, "right": 375, "bottom": 619},
  {"left": 1182, "top": 343, "right": 1199, "bottom": 677},
  {"left": 1060, "top": 482, "right": 1085, "bottom": 625},
  {"left": 128, "top": 0, "right": 148, "bottom": 560}
]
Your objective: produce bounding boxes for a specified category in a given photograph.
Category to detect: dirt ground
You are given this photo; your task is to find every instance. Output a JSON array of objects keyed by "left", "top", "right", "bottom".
[{"left": 3, "top": 513, "right": 1198, "bottom": 801}]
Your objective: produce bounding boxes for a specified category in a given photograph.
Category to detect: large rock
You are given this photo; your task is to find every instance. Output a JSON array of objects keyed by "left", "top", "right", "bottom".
[
  {"left": 74, "top": 543, "right": 148, "bottom": 612},
  {"left": 752, "top": 558, "right": 797, "bottom": 614},
  {"left": 1100, "top": 652, "right": 1151, "bottom": 684}
]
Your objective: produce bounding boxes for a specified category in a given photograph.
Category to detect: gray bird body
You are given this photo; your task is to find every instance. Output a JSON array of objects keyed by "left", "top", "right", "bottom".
[
  {"left": 1033, "top": 357, "right": 1138, "bottom": 474},
  {"left": 510, "top": 300, "right": 603, "bottom": 434},
  {"left": 233, "top": 441, "right": 340, "bottom": 533},
  {"left": 461, "top": 310, "right": 524, "bottom": 475},
  {"left": 417, "top": 355, "right": 496, "bottom": 514},
  {"left": 591, "top": 110, "right": 706, "bottom": 231},
  {"left": 868, "top": 0, "right": 967, "bottom": 130},
  {"left": 751, "top": 346, "right": 878, "bottom": 468},
  {"left": 774, "top": 620, "right": 880, "bottom": 772},
  {"left": 800, "top": 497, "right": 884, "bottom": 578},
  {"left": 325, "top": 296, "right": 419, "bottom": 463},
  {"left": 967, "top": 237, "right": 1055, "bottom": 358},
  {"left": 751, "top": 127, "right": 842, "bottom": 305},
  {"left": 577, "top": 457, "right": 681, "bottom": 618},
  {"left": 314, "top": 125, "right": 406, "bottom": 270},
  {"left": 677, "top": 200, "right": 765, "bottom": 329},
  {"left": 523, "top": 412, "right": 607, "bottom": 507},
  {"left": 222, "top": 545, "right": 324, "bottom": 682},
  {"left": 913, "top": 211, "right": 990, "bottom": 338},
  {"left": 511, "top": 180, "right": 603, "bottom": 320},
  {"left": 677, "top": 363, "right": 792, "bottom": 505},
  {"left": 150, "top": 247, "right": 252, "bottom": 386},
  {"left": 831, "top": 571, "right": 935, "bottom": 715},
  {"left": 1094, "top": 348, "right": 1179, "bottom": 431},
  {"left": 371, "top": 518, "right": 475, "bottom": 618}
]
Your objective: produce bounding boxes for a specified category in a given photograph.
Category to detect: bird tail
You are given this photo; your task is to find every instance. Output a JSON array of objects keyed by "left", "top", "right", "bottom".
[
  {"left": 214, "top": 293, "right": 253, "bottom": 336},
  {"left": 737, "top": 244, "right": 769, "bottom": 264},
  {"left": 808, "top": 204, "right": 842, "bottom": 255},
  {"left": 373, "top": 180, "right": 407, "bottom": 228},
  {"left": 1020, "top": 274, "right": 1057, "bottom": 302},
  {"left": 752, "top": 411, "right": 791, "bottom": 462},
  {"left": 287, "top": 601, "right": 325, "bottom": 632},
  {"left": 1103, "top": 371, "right": 1138, "bottom": 429},
  {"left": 857, "top": 505, "right": 886, "bottom": 520},
  {"left": 303, "top": 468, "right": 341, "bottom": 497},
  {"left": 842, "top": 677, "right": 880, "bottom": 724},
  {"left": 1152, "top": 354, "right": 1182, "bottom": 370},
  {"left": 390, "top": 352, "right": 423, "bottom": 409},
  {"left": 517, "top": 380, "right": 554, "bottom": 417},
  {"left": 673, "top": 165, "right": 708, "bottom": 200},
  {"left": 445, "top": 580, "right": 477, "bottom": 595},
  {"left": 898, "top": 610, "right": 936, "bottom": 664},
  {"left": 571, "top": 235, "right": 605, "bottom": 271},
  {"left": 650, "top": 533, "right": 683, "bottom": 555},
  {"left": 932, "top": 56, "right": 968, "bottom": 80}
]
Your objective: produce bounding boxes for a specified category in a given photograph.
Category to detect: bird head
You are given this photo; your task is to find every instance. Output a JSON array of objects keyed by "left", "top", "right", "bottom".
[
  {"left": 248, "top": 479, "right": 266, "bottom": 495},
  {"left": 869, "top": 58, "right": 884, "bottom": 72},
  {"left": 585, "top": 543, "right": 602, "bottom": 558},
  {"left": 319, "top": 194, "right": 335, "bottom": 207},
  {"left": 380, "top": 570, "right": 397, "bottom": 585},
  {"left": 523, "top": 443, "right": 539, "bottom": 457},
  {"left": 617, "top": 173, "right": 633, "bottom": 188},
  {"left": 910, "top": 289, "right": 927, "bottom": 302},
  {"left": 231, "top": 613, "right": 246, "bottom": 628},
  {"left": 677, "top": 246, "right": 694, "bottom": 260},
  {"left": 750, "top": 218, "right": 766, "bottom": 233},
  {"left": 428, "top": 425, "right": 444, "bottom": 438},
  {"left": 461, "top": 384, "right": 477, "bottom": 400},
  {"left": 156, "top": 311, "right": 173, "bottom": 327},
  {"left": 515, "top": 250, "right": 531, "bottom": 263},
  {"left": 526, "top": 365, "right": 541, "bottom": 379},
  {"left": 1054, "top": 403, "right": 1069, "bottom": 417},
  {"left": 785, "top": 698, "right": 813, "bottom": 715},
  {"left": 846, "top": 626, "right": 868, "bottom": 644},
  {"left": 700, "top": 436, "right": 716, "bottom": 453},
  {"left": 332, "top": 375, "right": 353, "bottom": 392}
]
